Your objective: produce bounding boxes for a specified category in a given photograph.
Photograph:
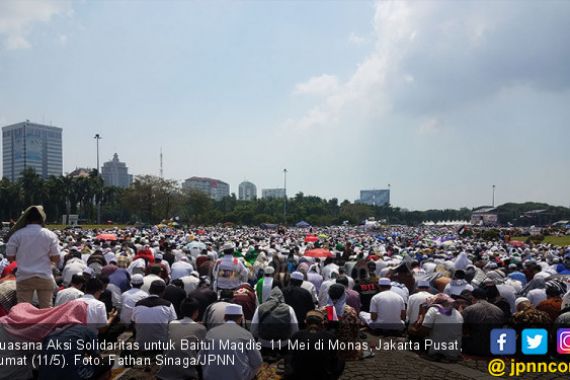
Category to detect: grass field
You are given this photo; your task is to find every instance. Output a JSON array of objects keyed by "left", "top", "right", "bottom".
[{"left": 512, "top": 235, "right": 570, "bottom": 246}]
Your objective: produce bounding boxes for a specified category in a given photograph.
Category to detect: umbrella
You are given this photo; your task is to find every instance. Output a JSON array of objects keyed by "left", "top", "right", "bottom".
[
  {"left": 510, "top": 240, "right": 526, "bottom": 248},
  {"left": 196, "top": 229, "right": 206, "bottom": 235},
  {"left": 96, "top": 233, "right": 117, "bottom": 241},
  {"left": 305, "top": 235, "right": 319, "bottom": 243},
  {"left": 304, "top": 248, "right": 333, "bottom": 258}
]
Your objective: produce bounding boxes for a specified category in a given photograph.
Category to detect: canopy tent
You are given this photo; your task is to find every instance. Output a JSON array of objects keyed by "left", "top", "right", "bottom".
[{"left": 295, "top": 221, "right": 311, "bottom": 228}]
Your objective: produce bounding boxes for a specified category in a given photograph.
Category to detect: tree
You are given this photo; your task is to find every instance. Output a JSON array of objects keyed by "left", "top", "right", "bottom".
[
  {"left": 19, "top": 168, "right": 44, "bottom": 206},
  {"left": 121, "top": 175, "right": 180, "bottom": 223}
]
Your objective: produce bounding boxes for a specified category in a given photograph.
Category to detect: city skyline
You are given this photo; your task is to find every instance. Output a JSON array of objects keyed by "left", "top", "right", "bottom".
[{"left": 1, "top": 1, "right": 569, "bottom": 210}]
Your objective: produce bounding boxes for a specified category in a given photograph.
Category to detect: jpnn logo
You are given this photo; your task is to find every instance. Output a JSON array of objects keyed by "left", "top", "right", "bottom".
[
  {"left": 491, "top": 329, "right": 516, "bottom": 355},
  {"left": 557, "top": 328, "right": 570, "bottom": 354},
  {"left": 522, "top": 329, "right": 548, "bottom": 355}
]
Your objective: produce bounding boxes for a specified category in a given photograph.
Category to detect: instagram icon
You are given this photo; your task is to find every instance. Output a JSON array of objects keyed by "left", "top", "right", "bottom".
[{"left": 557, "top": 329, "right": 570, "bottom": 354}]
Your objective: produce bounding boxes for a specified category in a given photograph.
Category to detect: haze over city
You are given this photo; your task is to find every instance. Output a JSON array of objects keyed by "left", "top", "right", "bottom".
[{"left": 1, "top": 1, "right": 569, "bottom": 210}]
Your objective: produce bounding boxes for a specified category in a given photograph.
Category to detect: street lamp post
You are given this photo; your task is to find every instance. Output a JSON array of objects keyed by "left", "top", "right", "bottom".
[
  {"left": 94, "top": 134, "right": 102, "bottom": 224},
  {"left": 492, "top": 184, "right": 496, "bottom": 208},
  {"left": 283, "top": 168, "right": 287, "bottom": 224}
]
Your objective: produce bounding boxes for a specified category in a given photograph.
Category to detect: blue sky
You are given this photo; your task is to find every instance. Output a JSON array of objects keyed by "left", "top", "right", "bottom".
[{"left": 1, "top": 1, "right": 569, "bottom": 210}]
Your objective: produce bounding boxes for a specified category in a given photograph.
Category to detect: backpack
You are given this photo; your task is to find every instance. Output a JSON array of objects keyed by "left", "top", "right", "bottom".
[{"left": 258, "top": 302, "right": 291, "bottom": 340}]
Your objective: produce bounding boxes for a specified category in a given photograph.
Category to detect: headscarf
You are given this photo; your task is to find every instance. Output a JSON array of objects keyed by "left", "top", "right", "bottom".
[
  {"left": 327, "top": 283, "right": 347, "bottom": 319},
  {"left": 426, "top": 293, "right": 455, "bottom": 316},
  {"left": 5, "top": 205, "right": 47, "bottom": 241}
]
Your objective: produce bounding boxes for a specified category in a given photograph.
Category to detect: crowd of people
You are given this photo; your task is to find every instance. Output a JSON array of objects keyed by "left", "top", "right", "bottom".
[{"left": 1, "top": 205, "right": 570, "bottom": 380}]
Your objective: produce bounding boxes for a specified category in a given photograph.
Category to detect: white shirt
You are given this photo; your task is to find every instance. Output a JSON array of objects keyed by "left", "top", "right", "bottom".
[
  {"left": 322, "top": 263, "right": 339, "bottom": 281},
  {"left": 369, "top": 290, "right": 405, "bottom": 330},
  {"left": 213, "top": 255, "right": 248, "bottom": 291},
  {"left": 527, "top": 289, "right": 547, "bottom": 306},
  {"left": 301, "top": 280, "right": 318, "bottom": 304},
  {"left": 62, "top": 258, "right": 87, "bottom": 286},
  {"left": 443, "top": 280, "right": 473, "bottom": 296},
  {"left": 55, "top": 287, "right": 84, "bottom": 306},
  {"left": 406, "top": 291, "right": 432, "bottom": 324},
  {"left": 422, "top": 307, "right": 463, "bottom": 358},
  {"left": 318, "top": 280, "right": 335, "bottom": 307},
  {"left": 120, "top": 287, "right": 149, "bottom": 324},
  {"left": 5, "top": 224, "right": 60, "bottom": 281},
  {"left": 391, "top": 285, "right": 409, "bottom": 304},
  {"left": 180, "top": 275, "right": 200, "bottom": 295},
  {"left": 81, "top": 294, "right": 107, "bottom": 329},
  {"left": 141, "top": 274, "right": 163, "bottom": 293},
  {"left": 171, "top": 261, "right": 194, "bottom": 281},
  {"left": 200, "top": 321, "right": 263, "bottom": 380},
  {"left": 132, "top": 295, "right": 177, "bottom": 345}
]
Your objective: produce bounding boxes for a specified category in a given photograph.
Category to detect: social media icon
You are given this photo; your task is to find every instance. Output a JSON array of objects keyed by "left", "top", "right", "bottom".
[
  {"left": 522, "top": 329, "right": 548, "bottom": 355},
  {"left": 491, "top": 329, "right": 516, "bottom": 355},
  {"left": 557, "top": 329, "right": 570, "bottom": 354}
]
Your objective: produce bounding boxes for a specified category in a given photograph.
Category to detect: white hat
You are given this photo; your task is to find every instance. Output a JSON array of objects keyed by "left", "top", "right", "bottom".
[
  {"left": 224, "top": 304, "right": 243, "bottom": 316},
  {"left": 378, "top": 277, "right": 391, "bottom": 286},
  {"left": 515, "top": 297, "right": 530, "bottom": 309},
  {"left": 131, "top": 274, "right": 144, "bottom": 285},
  {"left": 264, "top": 266, "right": 275, "bottom": 275},
  {"left": 291, "top": 271, "right": 304, "bottom": 281},
  {"left": 417, "top": 279, "right": 430, "bottom": 288},
  {"left": 222, "top": 242, "right": 235, "bottom": 252},
  {"left": 155, "top": 253, "right": 163, "bottom": 260}
]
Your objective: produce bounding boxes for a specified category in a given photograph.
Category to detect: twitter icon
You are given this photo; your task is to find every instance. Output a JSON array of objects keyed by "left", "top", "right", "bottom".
[{"left": 522, "top": 329, "right": 548, "bottom": 355}]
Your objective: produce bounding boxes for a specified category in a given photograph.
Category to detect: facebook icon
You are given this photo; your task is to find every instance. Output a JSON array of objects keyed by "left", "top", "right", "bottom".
[{"left": 491, "top": 329, "right": 517, "bottom": 355}]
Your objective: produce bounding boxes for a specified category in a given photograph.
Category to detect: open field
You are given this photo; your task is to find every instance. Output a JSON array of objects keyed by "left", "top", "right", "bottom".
[{"left": 512, "top": 235, "right": 570, "bottom": 246}]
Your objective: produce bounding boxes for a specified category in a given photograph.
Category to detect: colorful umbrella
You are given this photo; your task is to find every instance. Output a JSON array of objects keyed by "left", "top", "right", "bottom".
[
  {"left": 305, "top": 235, "right": 319, "bottom": 243},
  {"left": 304, "top": 248, "right": 333, "bottom": 258},
  {"left": 96, "top": 233, "right": 117, "bottom": 241}
]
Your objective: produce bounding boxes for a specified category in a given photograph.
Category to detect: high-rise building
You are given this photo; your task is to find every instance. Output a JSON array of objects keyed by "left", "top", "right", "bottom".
[
  {"left": 2, "top": 121, "right": 63, "bottom": 181},
  {"left": 359, "top": 189, "right": 390, "bottom": 206},
  {"left": 262, "top": 188, "right": 286, "bottom": 199},
  {"left": 238, "top": 181, "right": 257, "bottom": 200},
  {"left": 101, "top": 153, "right": 132, "bottom": 188},
  {"left": 183, "top": 176, "right": 229, "bottom": 201}
]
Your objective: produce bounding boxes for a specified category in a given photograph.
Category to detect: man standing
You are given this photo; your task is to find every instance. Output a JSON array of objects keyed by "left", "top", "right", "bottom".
[
  {"left": 200, "top": 304, "right": 263, "bottom": 380},
  {"left": 5, "top": 206, "right": 60, "bottom": 308}
]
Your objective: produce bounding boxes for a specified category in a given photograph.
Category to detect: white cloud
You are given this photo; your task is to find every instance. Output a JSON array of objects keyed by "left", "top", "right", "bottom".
[
  {"left": 284, "top": 1, "right": 570, "bottom": 134},
  {"left": 58, "top": 34, "right": 68, "bottom": 45},
  {"left": 348, "top": 32, "right": 366, "bottom": 45},
  {"left": 294, "top": 74, "right": 339, "bottom": 96},
  {"left": 285, "top": 1, "right": 419, "bottom": 131},
  {"left": 0, "top": 1, "right": 72, "bottom": 50},
  {"left": 418, "top": 118, "right": 442, "bottom": 135}
]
